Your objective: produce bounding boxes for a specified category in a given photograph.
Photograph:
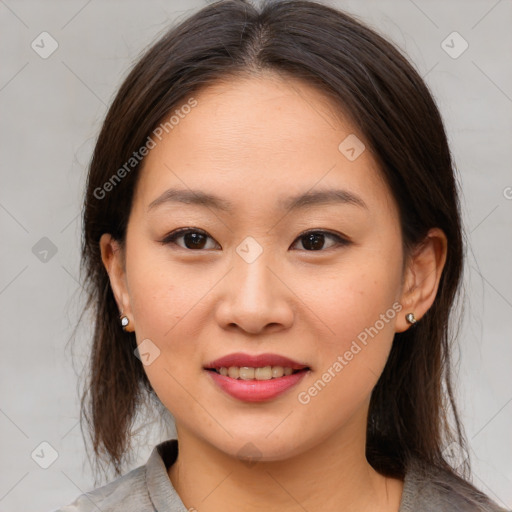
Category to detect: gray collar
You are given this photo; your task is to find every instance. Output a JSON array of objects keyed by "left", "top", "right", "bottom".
[
  {"left": 142, "top": 438, "right": 507, "bottom": 512},
  {"left": 145, "top": 439, "right": 187, "bottom": 511}
]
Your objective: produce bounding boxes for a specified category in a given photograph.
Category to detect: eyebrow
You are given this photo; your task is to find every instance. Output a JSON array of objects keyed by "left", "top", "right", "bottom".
[{"left": 147, "top": 187, "right": 368, "bottom": 212}]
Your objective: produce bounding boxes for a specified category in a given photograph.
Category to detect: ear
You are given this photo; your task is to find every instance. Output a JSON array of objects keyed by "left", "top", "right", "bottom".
[
  {"left": 395, "top": 228, "right": 448, "bottom": 333},
  {"left": 99, "top": 233, "right": 135, "bottom": 332}
]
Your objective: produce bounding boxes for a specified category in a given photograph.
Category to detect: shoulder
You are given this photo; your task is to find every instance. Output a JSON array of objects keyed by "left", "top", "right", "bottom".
[
  {"left": 52, "top": 439, "right": 184, "bottom": 512},
  {"left": 401, "top": 457, "right": 510, "bottom": 512},
  {"left": 52, "top": 464, "right": 150, "bottom": 512}
]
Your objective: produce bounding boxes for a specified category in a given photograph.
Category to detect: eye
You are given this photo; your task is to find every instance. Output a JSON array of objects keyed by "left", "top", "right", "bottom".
[
  {"left": 290, "top": 230, "right": 351, "bottom": 251},
  {"left": 160, "top": 228, "right": 220, "bottom": 250},
  {"left": 160, "top": 228, "right": 351, "bottom": 252}
]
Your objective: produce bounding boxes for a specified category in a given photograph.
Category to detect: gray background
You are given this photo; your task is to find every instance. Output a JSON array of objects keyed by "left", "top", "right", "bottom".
[{"left": 1, "top": 0, "right": 511, "bottom": 510}]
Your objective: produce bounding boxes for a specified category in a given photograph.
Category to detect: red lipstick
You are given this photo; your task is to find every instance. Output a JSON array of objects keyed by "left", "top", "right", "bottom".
[
  {"left": 204, "top": 352, "right": 311, "bottom": 402},
  {"left": 204, "top": 352, "right": 309, "bottom": 370}
]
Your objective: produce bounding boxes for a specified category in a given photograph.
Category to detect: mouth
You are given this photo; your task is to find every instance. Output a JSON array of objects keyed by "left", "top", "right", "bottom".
[
  {"left": 203, "top": 352, "right": 311, "bottom": 379},
  {"left": 203, "top": 353, "right": 311, "bottom": 402},
  {"left": 204, "top": 366, "right": 309, "bottom": 380}
]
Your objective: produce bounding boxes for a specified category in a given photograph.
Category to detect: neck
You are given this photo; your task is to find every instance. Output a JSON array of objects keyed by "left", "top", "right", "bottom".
[{"left": 168, "top": 406, "right": 404, "bottom": 512}]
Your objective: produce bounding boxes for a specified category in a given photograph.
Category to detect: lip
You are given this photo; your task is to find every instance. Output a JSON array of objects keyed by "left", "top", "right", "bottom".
[
  {"left": 206, "top": 368, "right": 310, "bottom": 402},
  {"left": 204, "top": 352, "right": 310, "bottom": 370},
  {"left": 203, "top": 352, "right": 311, "bottom": 403}
]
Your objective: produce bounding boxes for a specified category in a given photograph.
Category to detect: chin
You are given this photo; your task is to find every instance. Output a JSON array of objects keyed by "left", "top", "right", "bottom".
[{"left": 205, "top": 429, "right": 310, "bottom": 464}]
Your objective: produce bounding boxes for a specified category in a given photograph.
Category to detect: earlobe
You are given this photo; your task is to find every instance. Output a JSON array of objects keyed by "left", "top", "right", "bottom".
[
  {"left": 395, "top": 228, "right": 448, "bottom": 333},
  {"left": 99, "top": 233, "right": 134, "bottom": 330}
]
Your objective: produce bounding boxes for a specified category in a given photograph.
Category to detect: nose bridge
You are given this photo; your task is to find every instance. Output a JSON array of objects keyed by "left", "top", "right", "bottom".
[
  {"left": 232, "top": 235, "right": 276, "bottom": 300},
  {"left": 215, "top": 235, "right": 294, "bottom": 333}
]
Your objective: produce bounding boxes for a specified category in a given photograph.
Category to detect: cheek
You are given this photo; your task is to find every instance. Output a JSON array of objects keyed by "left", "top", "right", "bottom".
[
  {"left": 294, "top": 288, "right": 400, "bottom": 432},
  {"left": 305, "top": 252, "right": 402, "bottom": 346},
  {"left": 124, "top": 241, "right": 199, "bottom": 374},
  {"left": 125, "top": 238, "right": 196, "bottom": 335},
  {"left": 300, "top": 250, "right": 403, "bottom": 400},
  {"left": 125, "top": 250, "right": 200, "bottom": 412}
]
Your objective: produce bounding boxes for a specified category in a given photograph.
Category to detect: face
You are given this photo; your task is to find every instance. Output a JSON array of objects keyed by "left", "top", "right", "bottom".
[{"left": 101, "top": 72, "right": 441, "bottom": 462}]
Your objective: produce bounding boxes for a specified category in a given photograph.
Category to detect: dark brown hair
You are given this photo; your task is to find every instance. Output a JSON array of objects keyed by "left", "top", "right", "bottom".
[{"left": 78, "top": 0, "right": 496, "bottom": 506}]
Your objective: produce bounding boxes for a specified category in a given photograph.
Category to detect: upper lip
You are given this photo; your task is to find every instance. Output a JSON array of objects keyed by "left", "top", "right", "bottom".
[{"left": 204, "top": 352, "right": 310, "bottom": 370}]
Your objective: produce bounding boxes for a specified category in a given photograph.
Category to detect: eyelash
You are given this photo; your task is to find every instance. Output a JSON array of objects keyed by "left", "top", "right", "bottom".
[{"left": 160, "top": 227, "right": 352, "bottom": 252}]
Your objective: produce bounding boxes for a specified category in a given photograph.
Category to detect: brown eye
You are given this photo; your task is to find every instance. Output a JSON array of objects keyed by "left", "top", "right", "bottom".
[
  {"left": 291, "top": 230, "right": 351, "bottom": 251},
  {"left": 161, "top": 228, "right": 350, "bottom": 252},
  {"left": 161, "top": 228, "right": 219, "bottom": 250}
]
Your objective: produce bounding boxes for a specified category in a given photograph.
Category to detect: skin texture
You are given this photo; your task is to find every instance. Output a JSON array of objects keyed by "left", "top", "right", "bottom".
[{"left": 100, "top": 72, "right": 447, "bottom": 512}]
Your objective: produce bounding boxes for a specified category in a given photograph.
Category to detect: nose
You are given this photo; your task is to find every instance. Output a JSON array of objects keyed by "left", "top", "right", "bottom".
[{"left": 214, "top": 248, "right": 294, "bottom": 335}]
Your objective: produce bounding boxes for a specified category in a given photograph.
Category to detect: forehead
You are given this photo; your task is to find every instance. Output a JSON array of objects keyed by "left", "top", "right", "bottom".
[{"left": 134, "top": 73, "right": 395, "bottom": 219}]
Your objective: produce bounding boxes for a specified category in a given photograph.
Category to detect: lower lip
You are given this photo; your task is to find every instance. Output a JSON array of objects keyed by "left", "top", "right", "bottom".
[{"left": 205, "top": 369, "right": 309, "bottom": 402}]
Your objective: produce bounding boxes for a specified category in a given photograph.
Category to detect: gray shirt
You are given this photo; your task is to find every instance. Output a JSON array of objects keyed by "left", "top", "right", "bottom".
[{"left": 53, "top": 439, "right": 509, "bottom": 512}]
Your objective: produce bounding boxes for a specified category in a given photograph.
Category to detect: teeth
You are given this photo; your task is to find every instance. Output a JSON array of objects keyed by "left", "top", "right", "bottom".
[
  {"left": 214, "top": 366, "right": 299, "bottom": 380},
  {"left": 255, "top": 367, "right": 272, "bottom": 380}
]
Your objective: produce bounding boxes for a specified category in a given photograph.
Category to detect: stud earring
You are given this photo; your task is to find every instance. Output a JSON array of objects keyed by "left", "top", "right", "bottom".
[
  {"left": 405, "top": 312, "right": 417, "bottom": 325},
  {"left": 120, "top": 314, "right": 130, "bottom": 330}
]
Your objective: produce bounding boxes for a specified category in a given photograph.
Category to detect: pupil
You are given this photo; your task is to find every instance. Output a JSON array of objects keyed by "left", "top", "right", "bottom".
[
  {"left": 185, "top": 232, "right": 206, "bottom": 249},
  {"left": 303, "top": 233, "right": 324, "bottom": 250}
]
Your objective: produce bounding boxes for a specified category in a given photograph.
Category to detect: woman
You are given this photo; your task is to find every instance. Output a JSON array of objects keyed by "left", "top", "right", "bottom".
[{"left": 55, "top": 0, "right": 509, "bottom": 510}]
